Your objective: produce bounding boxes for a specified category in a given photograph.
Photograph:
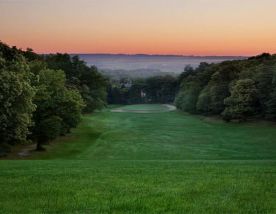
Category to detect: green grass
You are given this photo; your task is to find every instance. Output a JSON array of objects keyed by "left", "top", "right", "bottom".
[
  {"left": 1, "top": 104, "right": 276, "bottom": 213},
  {"left": 117, "top": 104, "right": 171, "bottom": 112}
]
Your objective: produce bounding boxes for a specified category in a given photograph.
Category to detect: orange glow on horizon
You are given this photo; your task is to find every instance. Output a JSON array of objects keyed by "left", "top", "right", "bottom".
[{"left": 1, "top": 0, "right": 276, "bottom": 56}]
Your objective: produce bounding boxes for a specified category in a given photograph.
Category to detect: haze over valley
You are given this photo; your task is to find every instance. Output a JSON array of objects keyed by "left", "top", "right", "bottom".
[{"left": 78, "top": 54, "right": 245, "bottom": 77}]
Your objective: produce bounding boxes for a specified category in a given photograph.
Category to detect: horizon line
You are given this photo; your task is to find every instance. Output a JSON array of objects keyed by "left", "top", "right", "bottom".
[{"left": 40, "top": 52, "right": 253, "bottom": 58}]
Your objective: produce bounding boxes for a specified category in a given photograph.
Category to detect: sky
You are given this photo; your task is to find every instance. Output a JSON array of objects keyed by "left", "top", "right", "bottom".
[{"left": 1, "top": 0, "right": 276, "bottom": 56}]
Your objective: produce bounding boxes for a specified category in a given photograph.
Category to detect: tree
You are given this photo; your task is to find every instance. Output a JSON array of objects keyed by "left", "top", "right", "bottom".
[
  {"left": 178, "top": 65, "right": 195, "bottom": 84},
  {"left": 222, "top": 79, "right": 259, "bottom": 121},
  {"left": 55, "top": 89, "right": 84, "bottom": 134},
  {"left": 45, "top": 54, "right": 107, "bottom": 113},
  {"left": 175, "top": 75, "right": 202, "bottom": 113},
  {"left": 265, "top": 68, "right": 276, "bottom": 120},
  {"left": 0, "top": 54, "right": 35, "bottom": 151},
  {"left": 253, "top": 65, "right": 275, "bottom": 114},
  {"left": 127, "top": 79, "right": 146, "bottom": 104},
  {"left": 79, "top": 66, "right": 107, "bottom": 112},
  {"left": 175, "top": 63, "right": 213, "bottom": 113},
  {"left": 175, "top": 53, "right": 276, "bottom": 121},
  {"left": 196, "top": 87, "right": 211, "bottom": 114},
  {"left": 31, "top": 69, "right": 84, "bottom": 150},
  {"left": 266, "top": 88, "right": 276, "bottom": 120},
  {"left": 145, "top": 75, "right": 178, "bottom": 103},
  {"left": 207, "top": 63, "right": 240, "bottom": 114},
  {"left": 36, "top": 116, "right": 62, "bottom": 151}
]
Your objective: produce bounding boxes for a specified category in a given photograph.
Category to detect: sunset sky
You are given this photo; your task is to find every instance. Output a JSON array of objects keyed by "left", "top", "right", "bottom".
[{"left": 1, "top": 0, "right": 276, "bottom": 56}]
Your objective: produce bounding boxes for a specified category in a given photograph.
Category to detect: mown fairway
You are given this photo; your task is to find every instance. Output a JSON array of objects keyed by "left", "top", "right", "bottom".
[{"left": 1, "top": 105, "right": 276, "bottom": 213}]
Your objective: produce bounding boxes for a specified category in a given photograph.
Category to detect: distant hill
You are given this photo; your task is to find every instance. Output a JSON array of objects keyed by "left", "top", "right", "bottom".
[{"left": 75, "top": 54, "right": 247, "bottom": 79}]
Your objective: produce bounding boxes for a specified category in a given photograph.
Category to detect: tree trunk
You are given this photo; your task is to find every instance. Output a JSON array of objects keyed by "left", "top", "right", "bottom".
[{"left": 36, "top": 141, "right": 45, "bottom": 151}]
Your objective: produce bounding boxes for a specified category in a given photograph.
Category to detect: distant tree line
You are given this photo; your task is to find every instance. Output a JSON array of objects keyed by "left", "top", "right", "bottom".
[
  {"left": 175, "top": 54, "right": 276, "bottom": 122},
  {"left": 0, "top": 42, "right": 107, "bottom": 155},
  {"left": 107, "top": 75, "right": 178, "bottom": 105},
  {"left": 101, "top": 68, "right": 176, "bottom": 80}
]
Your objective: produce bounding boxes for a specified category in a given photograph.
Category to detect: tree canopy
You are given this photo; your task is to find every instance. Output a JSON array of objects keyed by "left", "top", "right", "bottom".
[
  {"left": 0, "top": 42, "right": 107, "bottom": 155},
  {"left": 175, "top": 53, "right": 276, "bottom": 121}
]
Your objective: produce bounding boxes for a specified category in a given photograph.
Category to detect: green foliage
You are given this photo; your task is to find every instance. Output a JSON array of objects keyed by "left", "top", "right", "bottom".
[
  {"left": 178, "top": 65, "right": 195, "bottom": 83},
  {"left": 266, "top": 71, "right": 276, "bottom": 119},
  {"left": 223, "top": 79, "right": 258, "bottom": 121},
  {"left": 107, "top": 85, "right": 128, "bottom": 104},
  {"left": 108, "top": 75, "right": 178, "bottom": 105},
  {"left": 0, "top": 54, "right": 35, "bottom": 147},
  {"left": 0, "top": 42, "right": 106, "bottom": 154},
  {"left": 176, "top": 54, "right": 276, "bottom": 121},
  {"left": 266, "top": 88, "right": 276, "bottom": 119},
  {"left": 207, "top": 63, "right": 240, "bottom": 114},
  {"left": 45, "top": 54, "right": 107, "bottom": 113},
  {"left": 127, "top": 79, "right": 147, "bottom": 104},
  {"left": 145, "top": 75, "right": 178, "bottom": 103},
  {"left": 175, "top": 81, "right": 201, "bottom": 113},
  {"left": 22, "top": 48, "right": 42, "bottom": 61},
  {"left": 37, "top": 116, "right": 62, "bottom": 144},
  {"left": 80, "top": 66, "right": 107, "bottom": 112},
  {"left": 56, "top": 89, "right": 85, "bottom": 133},
  {"left": 240, "top": 64, "right": 276, "bottom": 114},
  {"left": 175, "top": 63, "right": 215, "bottom": 113},
  {"left": 31, "top": 69, "right": 84, "bottom": 149},
  {"left": 0, "top": 42, "right": 21, "bottom": 61},
  {"left": 196, "top": 87, "right": 211, "bottom": 113},
  {"left": 254, "top": 65, "right": 275, "bottom": 112}
]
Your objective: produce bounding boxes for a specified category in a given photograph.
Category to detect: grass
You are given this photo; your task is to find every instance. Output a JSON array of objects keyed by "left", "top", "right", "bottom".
[
  {"left": 116, "top": 104, "right": 171, "bottom": 111},
  {"left": 0, "top": 104, "right": 276, "bottom": 213}
]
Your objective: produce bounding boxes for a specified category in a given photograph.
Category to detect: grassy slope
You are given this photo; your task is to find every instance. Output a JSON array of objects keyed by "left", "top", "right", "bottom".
[{"left": 0, "top": 105, "right": 276, "bottom": 213}]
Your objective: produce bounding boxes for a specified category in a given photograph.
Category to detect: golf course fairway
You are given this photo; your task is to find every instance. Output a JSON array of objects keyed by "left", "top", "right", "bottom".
[{"left": 0, "top": 104, "right": 275, "bottom": 213}]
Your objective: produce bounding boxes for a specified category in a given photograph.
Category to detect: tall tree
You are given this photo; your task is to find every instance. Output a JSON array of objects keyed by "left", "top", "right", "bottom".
[
  {"left": 0, "top": 54, "right": 35, "bottom": 151},
  {"left": 31, "top": 69, "right": 84, "bottom": 150},
  {"left": 222, "top": 79, "right": 259, "bottom": 121}
]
